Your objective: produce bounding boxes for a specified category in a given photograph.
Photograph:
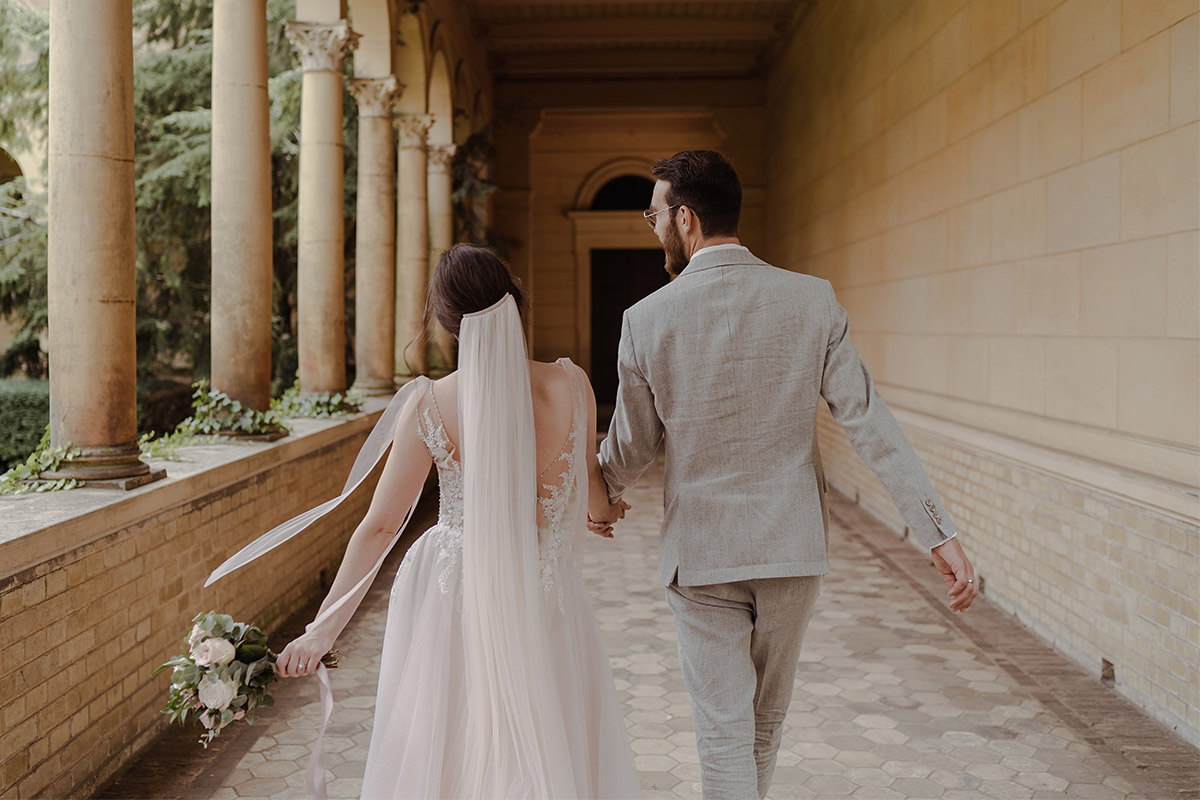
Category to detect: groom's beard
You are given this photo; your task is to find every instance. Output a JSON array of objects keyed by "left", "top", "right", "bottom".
[{"left": 662, "top": 218, "right": 689, "bottom": 279}]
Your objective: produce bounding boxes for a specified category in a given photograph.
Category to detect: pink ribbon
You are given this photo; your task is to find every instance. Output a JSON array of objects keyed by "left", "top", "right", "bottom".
[{"left": 306, "top": 664, "right": 335, "bottom": 800}]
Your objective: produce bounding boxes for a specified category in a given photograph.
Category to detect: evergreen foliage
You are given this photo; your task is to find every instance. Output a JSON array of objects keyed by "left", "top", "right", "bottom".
[
  {"left": 0, "top": 0, "right": 360, "bottom": 388},
  {"left": 0, "top": 378, "right": 49, "bottom": 470}
]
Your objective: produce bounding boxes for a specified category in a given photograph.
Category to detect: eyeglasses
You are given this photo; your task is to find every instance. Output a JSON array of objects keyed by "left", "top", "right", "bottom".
[{"left": 643, "top": 204, "right": 680, "bottom": 229}]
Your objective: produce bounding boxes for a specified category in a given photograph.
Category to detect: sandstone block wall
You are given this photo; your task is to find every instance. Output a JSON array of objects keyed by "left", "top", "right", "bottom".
[{"left": 767, "top": 0, "right": 1199, "bottom": 745}]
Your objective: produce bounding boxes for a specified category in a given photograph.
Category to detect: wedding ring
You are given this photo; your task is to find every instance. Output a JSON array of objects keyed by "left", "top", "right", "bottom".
[{"left": 967, "top": 579, "right": 974, "bottom": 584}]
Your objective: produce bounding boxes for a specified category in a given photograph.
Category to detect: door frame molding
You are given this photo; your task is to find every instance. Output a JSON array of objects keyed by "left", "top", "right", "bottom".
[{"left": 566, "top": 210, "right": 660, "bottom": 375}]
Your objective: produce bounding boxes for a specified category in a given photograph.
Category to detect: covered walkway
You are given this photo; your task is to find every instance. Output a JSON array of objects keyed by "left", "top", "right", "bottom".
[{"left": 98, "top": 454, "right": 1196, "bottom": 800}]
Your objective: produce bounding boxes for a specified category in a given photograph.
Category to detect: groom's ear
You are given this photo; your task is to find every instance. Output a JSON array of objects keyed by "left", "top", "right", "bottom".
[{"left": 678, "top": 205, "right": 696, "bottom": 233}]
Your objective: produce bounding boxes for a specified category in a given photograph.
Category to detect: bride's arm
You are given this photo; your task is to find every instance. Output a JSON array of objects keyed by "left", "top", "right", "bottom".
[
  {"left": 582, "top": 375, "right": 627, "bottom": 536},
  {"left": 276, "top": 397, "right": 433, "bottom": 677}
]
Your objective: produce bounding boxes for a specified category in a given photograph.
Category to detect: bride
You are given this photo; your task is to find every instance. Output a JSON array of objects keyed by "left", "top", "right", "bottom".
[{"left": 223, "top": 244, "right": 641, "bottom": 798}]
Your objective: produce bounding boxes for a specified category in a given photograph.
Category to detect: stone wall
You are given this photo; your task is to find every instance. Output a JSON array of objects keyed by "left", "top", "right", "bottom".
[
  {"left": 0, "top": 408, "right": 389, "bottom": 798},
  {"left": 505, "top": 96, "right": 766, "bottom": 366},
  {"left": 766, "top": 0, "right": 1199, "bottom": 745}
]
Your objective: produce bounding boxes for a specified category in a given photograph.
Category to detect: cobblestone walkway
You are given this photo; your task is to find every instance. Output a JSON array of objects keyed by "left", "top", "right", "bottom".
[{"left": 101, "top": 453, "right": 1197, "bottom": 799}]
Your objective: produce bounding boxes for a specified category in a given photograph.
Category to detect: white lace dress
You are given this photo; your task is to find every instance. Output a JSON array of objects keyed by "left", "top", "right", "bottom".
[{"left": 359, "top": 359, "right": 641, "bottom": 799}]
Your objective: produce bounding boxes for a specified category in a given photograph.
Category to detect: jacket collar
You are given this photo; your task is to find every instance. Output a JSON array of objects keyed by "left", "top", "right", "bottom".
[{"left": 678, "top": 245, "right": 770, "bottom": 277}]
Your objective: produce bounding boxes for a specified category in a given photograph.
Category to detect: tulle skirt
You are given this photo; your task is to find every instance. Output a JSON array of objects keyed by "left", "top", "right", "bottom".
[{"left": 360, "top": 524, "right": 642, "bottom": 799}]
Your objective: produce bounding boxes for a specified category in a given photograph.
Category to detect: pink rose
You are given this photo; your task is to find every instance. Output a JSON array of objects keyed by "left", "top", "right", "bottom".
[
  {"left": 191, "top": 637, "right": 236, "bottom": 667},
  {"left": 197, "top": 675, "right": 237, "bottom": 711},
  {"left": 188, "top": 624, "right": 206, "bottom": 647}
]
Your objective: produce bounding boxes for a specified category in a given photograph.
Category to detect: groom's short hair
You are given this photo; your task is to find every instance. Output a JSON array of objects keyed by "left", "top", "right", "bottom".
[{"left": 651, "top": 150, "right": 741, "bottom": 238}]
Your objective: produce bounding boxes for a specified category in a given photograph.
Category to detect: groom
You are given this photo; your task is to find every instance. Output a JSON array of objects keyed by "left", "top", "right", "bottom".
[{"left": 593, "top": 150, "right": 978, "bottom": 799}]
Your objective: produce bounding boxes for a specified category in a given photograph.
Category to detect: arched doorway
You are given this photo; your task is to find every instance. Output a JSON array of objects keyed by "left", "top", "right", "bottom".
[{"left": 578, "top": 173, "right": 668, "bottom": 418}]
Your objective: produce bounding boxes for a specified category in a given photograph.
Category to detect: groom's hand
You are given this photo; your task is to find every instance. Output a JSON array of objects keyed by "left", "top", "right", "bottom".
[
  {"left": 588, "top": 499, "right": 630, "bottom": 538},
  {"left": 930, "top": 538, "right": 978, "bottom": 612}
]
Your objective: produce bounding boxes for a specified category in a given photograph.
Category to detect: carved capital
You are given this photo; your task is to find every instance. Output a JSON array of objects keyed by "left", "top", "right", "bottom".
[
  {"left": 348, "top": 76, "right": 402, "bottom": 118},
  {"left": 427, "top": 143, "right": 457, "bottom": 172},
  {"left": 394, "top": 113, "right": 433, "bottom": 148},
  {"left": 284, "top": 20, "right": 360, "bottom": 73}
]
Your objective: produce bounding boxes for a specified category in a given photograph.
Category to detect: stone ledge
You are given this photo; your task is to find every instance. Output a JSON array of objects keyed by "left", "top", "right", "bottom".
[
  {"left": 888, "top": 402, "right": 1200, "bottom": 525},
  {"left": 882, "top": 383, "right": 1200, "bottom": 492},
  {"left": 0, "top": 396, "right": 390, "bottom": 583}
]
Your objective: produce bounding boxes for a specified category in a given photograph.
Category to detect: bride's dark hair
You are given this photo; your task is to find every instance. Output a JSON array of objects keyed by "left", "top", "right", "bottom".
[{"left": 405, "top": 244, "right": 526, "bottom": 373}]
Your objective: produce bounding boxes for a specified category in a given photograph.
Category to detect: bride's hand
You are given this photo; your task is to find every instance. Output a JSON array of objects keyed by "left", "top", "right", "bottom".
[
  {"left": 587, "top": 499, "right": 631, "bottom": 538},
  {"left": 276, "top": 630, "right": 334, "bottom": 678}
]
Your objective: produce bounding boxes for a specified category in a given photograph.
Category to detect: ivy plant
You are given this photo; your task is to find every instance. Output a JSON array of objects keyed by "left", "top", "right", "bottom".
[
  {"left": 272, "top": 382, "right": 363, "bottom": 419},
  {"left": 0, "top": 426, "right": 80, "bottom": 495},
  {"left": 181, "top": 380, "right": 287, "bottom": 435}
]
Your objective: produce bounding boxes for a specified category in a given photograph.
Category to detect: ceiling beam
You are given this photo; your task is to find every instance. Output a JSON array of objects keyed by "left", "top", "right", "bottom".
[
  {"left": 495, "top": 49, "right": 760, "bottom": 78},
  {"left": 495, "top": 77, "right": 767, "bottom": 108},
  {"left": 465, "top": 0, "right": 791, "bottom": 6},
  {"left": 484, "top": 17, "right": 779, "bottom": 46}
]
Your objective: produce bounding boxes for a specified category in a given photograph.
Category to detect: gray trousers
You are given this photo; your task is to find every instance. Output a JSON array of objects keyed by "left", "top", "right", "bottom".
[{"left": 666, "top": 575, "right": 823, "bottom": 800}]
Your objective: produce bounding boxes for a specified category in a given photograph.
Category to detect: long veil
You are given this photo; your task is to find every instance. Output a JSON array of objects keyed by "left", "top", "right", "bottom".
[
  {"left": 457, "top": 294, "right": 576, "bottom": 796},
  {"left": 205, "top": 293, "right": 579, "bottom": 798}
]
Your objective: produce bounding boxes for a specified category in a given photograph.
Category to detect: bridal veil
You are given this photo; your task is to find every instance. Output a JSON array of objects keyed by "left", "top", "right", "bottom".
[{"left": 205, "top": 293, "right": 579, "bottom": 798}]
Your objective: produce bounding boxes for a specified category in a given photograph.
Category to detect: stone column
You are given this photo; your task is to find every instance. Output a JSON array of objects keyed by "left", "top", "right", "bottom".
[
  {"left": 426, "top": 142, "right": 457, "bottom": 374},
  {"left": 44, "top": 0, "right": 162, "bottom": 488},
  {"left": 393, "top": 113, "right": 432, "bottom": 379},
  {"left": 284, "top": 20, "right": 359, "bottom": 393},
  {"left": 347, "top": 76, "right": 400, "bottom": 395},
  {"left": 211, "top": 0, "right": 272, "bottom": 412}
]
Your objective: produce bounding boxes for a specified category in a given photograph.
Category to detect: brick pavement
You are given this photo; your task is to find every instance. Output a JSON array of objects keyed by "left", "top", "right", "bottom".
[{"left": 100, "top": 452, "right": 1198, "bottom": 799}]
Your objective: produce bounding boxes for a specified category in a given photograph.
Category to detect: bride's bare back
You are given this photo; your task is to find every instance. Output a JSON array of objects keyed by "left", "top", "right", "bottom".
[{"left": 428, "top": 359, "right": 578, "bottom": 477}]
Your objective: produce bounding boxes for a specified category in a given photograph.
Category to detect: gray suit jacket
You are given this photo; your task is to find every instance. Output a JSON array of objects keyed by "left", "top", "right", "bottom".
[{"left": 598, "top": 246, "right": 956, "bottom": 586}]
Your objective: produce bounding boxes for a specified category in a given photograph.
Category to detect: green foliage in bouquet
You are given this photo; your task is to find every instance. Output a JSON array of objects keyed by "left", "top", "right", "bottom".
[{"left": 154, "top": 611, "right": 338, "bottom": 748}]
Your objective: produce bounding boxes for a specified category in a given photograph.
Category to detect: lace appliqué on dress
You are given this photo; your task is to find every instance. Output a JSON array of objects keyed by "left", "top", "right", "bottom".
[
  {"left": 537, "top": 457, "right": 573, "bottom": 615},
  {"left": 536, "top": 362, "right": 585, "bottom": 617},
  {"left": 397, "top": 401, "right": 465, "bottom": 606}
]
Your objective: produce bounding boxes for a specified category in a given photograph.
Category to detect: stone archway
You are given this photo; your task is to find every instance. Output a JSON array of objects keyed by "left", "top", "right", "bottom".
[{"left": 568, "top": 160, "right": 662, "bottom": 376}]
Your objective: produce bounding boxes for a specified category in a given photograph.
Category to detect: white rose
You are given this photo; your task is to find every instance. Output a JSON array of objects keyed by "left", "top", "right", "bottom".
[
  {"left": 188, "top": 624, "right": 206, "bottom": 647},
  {"left": 192, "top": 638, "right": 236, "bottom": 667},
  {"left": 197, "top": 675, "right": 237, "bottom": 711}
]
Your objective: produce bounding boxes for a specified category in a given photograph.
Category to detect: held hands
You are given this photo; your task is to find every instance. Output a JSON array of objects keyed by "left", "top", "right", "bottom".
[
  {"left": 275, "top": 629, "right": 335, "bottom": 678},
  {"left": 930, "top": 537, "right": 979, "bottom": 612},
  {"left": 587, "top": 499, "right": 631, "bottom": 538}
]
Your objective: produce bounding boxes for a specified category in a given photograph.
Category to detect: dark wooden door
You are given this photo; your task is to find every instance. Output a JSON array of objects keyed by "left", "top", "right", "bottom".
[{"left": 590, "top": 249, "right": 669, "bottom": 413}]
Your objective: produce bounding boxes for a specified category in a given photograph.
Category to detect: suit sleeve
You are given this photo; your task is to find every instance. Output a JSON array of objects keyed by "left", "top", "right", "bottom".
[
  {"left": 820, "top": 281, "right": 957, "bottom": 549},
  {"left": 598, "top": 310, "right": 664, "bottom": 504}
]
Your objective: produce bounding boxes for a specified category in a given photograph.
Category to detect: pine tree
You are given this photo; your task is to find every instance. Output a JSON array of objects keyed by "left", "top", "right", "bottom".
[{"left": 0, "top": 0, "right": 360, "bottom": 392}]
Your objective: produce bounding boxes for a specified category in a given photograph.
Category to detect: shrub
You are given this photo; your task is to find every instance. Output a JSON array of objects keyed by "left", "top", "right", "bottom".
[{"left": 0, "top": 378, "right": 49, "bottom": 471}]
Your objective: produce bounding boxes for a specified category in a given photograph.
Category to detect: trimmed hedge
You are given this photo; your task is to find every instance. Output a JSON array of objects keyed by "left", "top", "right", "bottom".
[
  {"left": 0, "top": 379, "right": 50, "bottom": 471},
  {"left": 0, "top": 377, "right": 195, "bottom": 471}
]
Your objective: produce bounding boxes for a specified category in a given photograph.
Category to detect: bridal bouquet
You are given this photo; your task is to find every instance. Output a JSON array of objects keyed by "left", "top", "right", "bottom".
[{"left": 154, "top": 611, "right": 338, "bottom": 747}]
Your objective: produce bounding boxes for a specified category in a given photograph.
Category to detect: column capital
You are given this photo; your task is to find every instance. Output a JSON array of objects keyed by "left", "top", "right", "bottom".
[
  {"left": 427, "top": 143, "right": 457, "bottom": 172},
  {"left": 284, "top": 19, "right": 360, "bottom": 73},
  {"left": 395, "top": 113, "right": 434, "bottom": 148},
  {"left": 348, "top": 76, "right": 403, "bottom": 118}
]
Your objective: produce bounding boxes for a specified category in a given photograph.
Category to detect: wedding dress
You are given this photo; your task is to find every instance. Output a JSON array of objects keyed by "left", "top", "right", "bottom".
[
  {"left": 206, "top": 295, "right": 640, "bottom": 800},
  {"left": 360, "top": 359, "right": 641, "bottom": 798}
]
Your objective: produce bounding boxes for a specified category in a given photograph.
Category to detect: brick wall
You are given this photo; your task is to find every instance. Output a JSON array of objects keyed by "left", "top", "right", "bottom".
[
  {"left": 817, "top": 405, "right": 1199, "bottom": 745},
  {"left": 0, "top": 412, "right": 388, "bottom": 798},
  {"left": 766, "top": 0, "right": 1200, "bottom": 746}
]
